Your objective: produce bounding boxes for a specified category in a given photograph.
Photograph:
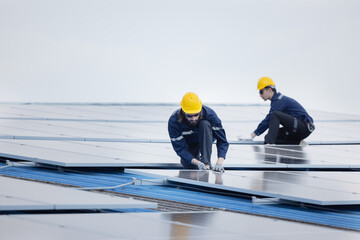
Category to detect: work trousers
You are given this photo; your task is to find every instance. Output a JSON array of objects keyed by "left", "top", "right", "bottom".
[
  {"left": 181, "top": 120, "right": 213, "bottom": 169},
  {"left": 264, "top": 111, "right": 312, "bottom": 145}
]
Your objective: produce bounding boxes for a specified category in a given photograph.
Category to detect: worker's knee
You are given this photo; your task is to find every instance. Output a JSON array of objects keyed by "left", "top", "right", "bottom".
[
  {"left": 270, "top": 111, "right": 281, "bottom": 118},
  {"left": 199, "top": 120, "right": 211, "bottom": 130}
]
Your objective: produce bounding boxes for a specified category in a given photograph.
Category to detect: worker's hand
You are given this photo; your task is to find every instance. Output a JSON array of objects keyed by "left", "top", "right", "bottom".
[
  {"left": 191, "top": 158, "right": 208, "bottom": 171},
  {"left": 213, "top": 164, "right": 225, "bottom": 173},
  {"left": 213, "top": 157, "right": 225, "bottom": 172},
  {"left": 197, "top": 162, "right": 207, "bottom": 171}
]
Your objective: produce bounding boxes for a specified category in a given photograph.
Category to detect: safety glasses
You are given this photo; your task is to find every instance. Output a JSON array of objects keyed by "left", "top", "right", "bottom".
[
  {"left": 259, "top": 88, "right": 267, "bottom": 94},
  {"left": 185, "top": 113, "right": 200, "bottom": 119}
]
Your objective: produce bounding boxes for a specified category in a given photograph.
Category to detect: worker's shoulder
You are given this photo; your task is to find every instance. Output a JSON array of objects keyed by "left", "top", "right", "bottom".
[
  {"left": 202, "top": 105, "right": 216, "bottom": 113},
  {"left": 168, "top": 109, "right": 180, "bottom": 122},
  {"left": 274, "top": 92, "right": 291, "bottom": 102},
  {"left": 202, "top": 106, "right": 222, "bottom": 123}
]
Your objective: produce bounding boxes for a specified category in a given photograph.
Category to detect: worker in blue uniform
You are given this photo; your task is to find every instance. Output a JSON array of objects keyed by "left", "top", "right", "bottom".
[
  {"left": 248, "top": 77, "right": 315, "bottom": 144},
  {"left": 168, "top": 92, "right": 229, "bottom": 172}
]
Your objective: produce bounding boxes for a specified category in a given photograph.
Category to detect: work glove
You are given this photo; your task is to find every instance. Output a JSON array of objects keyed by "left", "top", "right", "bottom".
[
  {"left": 197, "top": 162, "right": 207, "bottom": 171},
  {"left": 213, "top": 164, "right": 225, "bottom": 173}
]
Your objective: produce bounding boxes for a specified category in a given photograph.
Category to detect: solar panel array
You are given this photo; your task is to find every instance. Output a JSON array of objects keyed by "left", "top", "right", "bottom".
[
  {"left": 1, "top": 104, "right": 360, "bottom": 142},
  {"left": 1, "top": 140, "right": 360, "bottom": 169},
  {"left": 1, "top": 103, "right": 360, "bottom": 169},
  {"left": 0, "top": 103, "right": 359, "bottom": 208}
]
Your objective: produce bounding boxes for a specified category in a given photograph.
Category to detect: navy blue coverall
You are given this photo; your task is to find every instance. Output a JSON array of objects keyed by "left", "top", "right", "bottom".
[
  {"left": 168, "top": 106, "right": 229, "bottom": 169},
  {"left": 254, "top": 92, "right": 315, "bottom": 144}
]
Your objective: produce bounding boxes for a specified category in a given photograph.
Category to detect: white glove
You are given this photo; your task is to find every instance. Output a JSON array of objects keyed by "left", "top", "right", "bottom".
[
  {"left": 197, "top": 162, "right": 207, "bottom": 171},
  {"left": 213, "top": 164, "right": 225, "bottom": 173}
]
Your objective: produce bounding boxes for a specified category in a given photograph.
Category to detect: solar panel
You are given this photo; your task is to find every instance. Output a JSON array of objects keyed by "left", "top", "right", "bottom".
[
  {"left": 0, "top": 104, "right": 177, "bottom": 121},
  {"left": 0, "top": 119, "right": 168, "bottom": 139},
  {"left": 125, "top": 169, "right": 360, "bottom": 206},
  {"left": 1, "top": 104, "right": 359, "bottom": 143},
  {"left": 0, "top": 139, "right": 359, "bottom": 169},
  {"left": 0, "top": 140, "right": 360, "bottom": 170},
  {"left": 0, "top": 140, "right": 180, "bottom": 167},
  {"left": 0, "top": 211, "right": 358, "bottom": 239},
  {"left": 0, "top": 104, "right": 359, "bottom": 169},
  {"left": 225, "top": 121, "right": 360, "bottom": 142},
  {"left": 226, "top": 144, "right": 360, "bottom": 169},
  {"left": 0, "top": 176, "right": 157, "bottom": 211}
]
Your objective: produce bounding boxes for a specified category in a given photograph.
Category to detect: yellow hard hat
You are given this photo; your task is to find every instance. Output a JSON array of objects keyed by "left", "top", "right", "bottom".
[
  {"left": 257, "top": 77, "right": 275, "bottom": 90},
  {"left": 180, "top": 92, "right": 202, "bottom": 114}
]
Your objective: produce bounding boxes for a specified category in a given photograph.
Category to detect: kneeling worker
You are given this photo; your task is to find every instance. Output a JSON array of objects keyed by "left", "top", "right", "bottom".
[
  {"left": 249, "top": 77, "right": 315, "bottom": 144},
  {"left": 168, "top": 92, "right": 229, "bottom": 172}
]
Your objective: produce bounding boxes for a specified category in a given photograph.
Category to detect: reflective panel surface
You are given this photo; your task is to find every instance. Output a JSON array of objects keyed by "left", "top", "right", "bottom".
[
  {"left": 0, "top": 176, "right": 157, "bottom": 211},
  {"left": 227, "top": 144, "right": 360, "bottom": 169},
  {"left": 0, "top": 104, "right": 359, "bottom": 168},
  {"left": 0, "top": 140, "right": 180, "bottom": 167},
  {"left": 126, "top": 169, "right": 360, "bottom": 205},
  {"left": 0, "top": 211, "right": 358, "bottom": 240},
  {"left": 1, "top": 103, "right": 360, "bottom": 142},
  {"left": 1, "top": 139, "right": 359, "bottom": 169}
]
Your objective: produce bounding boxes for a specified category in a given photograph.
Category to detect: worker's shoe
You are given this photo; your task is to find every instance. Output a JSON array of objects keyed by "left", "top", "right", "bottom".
[{"left": 265, "top": 143, "right": 276, "bottom": 146}]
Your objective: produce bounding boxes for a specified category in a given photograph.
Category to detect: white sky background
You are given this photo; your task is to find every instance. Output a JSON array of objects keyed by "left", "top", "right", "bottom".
[{"left": 1, "top": 0, "right": 360, "bottom": 115}]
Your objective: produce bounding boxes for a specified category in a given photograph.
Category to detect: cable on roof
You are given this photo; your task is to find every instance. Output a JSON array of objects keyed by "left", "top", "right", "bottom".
[{"left": 77, "top": 177, "right": 136, "bottom": 190}]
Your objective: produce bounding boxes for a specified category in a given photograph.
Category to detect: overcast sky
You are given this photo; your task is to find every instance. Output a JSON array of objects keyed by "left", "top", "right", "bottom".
[{"left": 1, "top": 0, "right": 359, "bottom": 115}]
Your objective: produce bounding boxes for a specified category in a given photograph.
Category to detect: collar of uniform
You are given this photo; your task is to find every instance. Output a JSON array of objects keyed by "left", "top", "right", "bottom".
[{"left": 272, "top": 92, "right": 283, "bottom": 101}]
